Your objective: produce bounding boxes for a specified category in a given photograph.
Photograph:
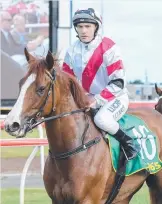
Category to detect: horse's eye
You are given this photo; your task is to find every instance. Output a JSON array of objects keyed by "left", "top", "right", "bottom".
[{"left": 36, "top": 86, "right": 46, "bottom": 96}]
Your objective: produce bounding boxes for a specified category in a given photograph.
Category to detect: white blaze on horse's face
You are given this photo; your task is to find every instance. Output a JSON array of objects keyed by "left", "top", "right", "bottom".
[{"left": 5, "top": 74, "right": 36, "bottom": 136}]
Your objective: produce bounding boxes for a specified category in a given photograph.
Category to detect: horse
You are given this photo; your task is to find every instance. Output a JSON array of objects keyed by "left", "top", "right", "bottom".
[
  {"left": 4, "top": 48, "right": 162, "bottom": 204},
  {"left": 155, "top": 83, "right": 162, "bottom": 113}
]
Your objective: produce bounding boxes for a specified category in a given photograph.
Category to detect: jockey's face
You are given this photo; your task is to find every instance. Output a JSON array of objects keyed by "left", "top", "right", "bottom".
[{"left": 76, "top": 23, "right": 97, "bottom": 43}]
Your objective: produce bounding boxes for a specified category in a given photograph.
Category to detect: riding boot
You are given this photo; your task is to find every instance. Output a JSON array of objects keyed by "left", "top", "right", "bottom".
[{"left": 113, "top": 128, "right": 141, "bottom": 160}]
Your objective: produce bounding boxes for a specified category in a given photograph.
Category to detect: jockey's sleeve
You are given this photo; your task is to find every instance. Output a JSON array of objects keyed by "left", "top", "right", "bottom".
[
  {"left": 94, "top": 45, "right": 125, "bottom": 107},
  {"left": 63, "top": 51, "right": 75, "bottom": 76}
]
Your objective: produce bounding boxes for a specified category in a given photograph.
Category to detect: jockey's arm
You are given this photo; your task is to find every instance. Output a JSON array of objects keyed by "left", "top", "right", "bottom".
[{"left": 94, "top": 45, "right": 126, "bottom": 108}]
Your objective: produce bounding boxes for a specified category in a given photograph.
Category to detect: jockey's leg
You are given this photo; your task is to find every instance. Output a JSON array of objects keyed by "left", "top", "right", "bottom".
[{"left": 94, "top": 93, "right": 140, "bottom": 160}]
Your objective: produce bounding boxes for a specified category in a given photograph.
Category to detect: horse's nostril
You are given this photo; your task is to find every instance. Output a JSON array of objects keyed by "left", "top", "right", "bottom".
[
  {"left": 11, "top": 122, "right": 20, "bottom": 132},
  {"left": 5, "top": 122, "right": 20, "bottom": 133}
]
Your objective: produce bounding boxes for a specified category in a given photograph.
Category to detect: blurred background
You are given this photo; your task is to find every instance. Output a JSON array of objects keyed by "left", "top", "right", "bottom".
[
  {"left": 1, "top": 0, "right": 162, "bottom": 108},
  {"left": 1, "top": 1, "right": 161, "bottom": 203}
]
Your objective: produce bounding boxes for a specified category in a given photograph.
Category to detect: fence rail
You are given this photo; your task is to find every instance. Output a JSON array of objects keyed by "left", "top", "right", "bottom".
[{"left": 0, "top": 138, "right": 48, "bottom": 147}]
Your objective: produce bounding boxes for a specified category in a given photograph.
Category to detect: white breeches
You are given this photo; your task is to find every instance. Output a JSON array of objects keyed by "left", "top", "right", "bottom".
[{"left": 94, "top": 93, "right": 129, "bottom": 135}]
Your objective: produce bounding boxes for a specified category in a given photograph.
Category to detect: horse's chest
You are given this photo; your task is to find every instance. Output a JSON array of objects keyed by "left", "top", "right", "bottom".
[
  {"left": 52, "top": 182, "right": 76, "bottom": 203},
  {"left": 54, "top": 180, "right": 71, "bottom": 194}
]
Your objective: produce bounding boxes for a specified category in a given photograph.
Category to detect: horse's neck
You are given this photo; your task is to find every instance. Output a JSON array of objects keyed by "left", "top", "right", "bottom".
[{"left": 45, "top": 95, "right": 93, "bottom": 154}]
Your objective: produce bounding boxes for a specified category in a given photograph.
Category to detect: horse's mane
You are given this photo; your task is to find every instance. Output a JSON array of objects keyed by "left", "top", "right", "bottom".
[
  {"left": 66, "top": 73, "right": 90, "bottom": 109},
  {"left": 20, "top": 54, "right": 90, "bottom": 109}
]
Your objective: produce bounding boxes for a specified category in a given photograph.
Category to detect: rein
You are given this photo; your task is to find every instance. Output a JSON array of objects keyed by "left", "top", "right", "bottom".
[
  {"left": 26, "top": 68, "right": 101, "bottom": 160},
  {"left": 27, "top": 68, "right": 89, "bottom": 130},
  {"left": 28, "top": 108, "right": 88, "bottom": 130}
]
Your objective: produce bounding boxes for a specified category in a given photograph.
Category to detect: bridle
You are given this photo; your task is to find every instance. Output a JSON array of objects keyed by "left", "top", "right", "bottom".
[
  {"left": 26, "top": 68, "right": 56, "bottom": 129},
  {"left": 26, "top": 68, "right": 101, "bottom": 160},
  {"left": 26, "top": 68, "right": 89, "bottom": 130}
]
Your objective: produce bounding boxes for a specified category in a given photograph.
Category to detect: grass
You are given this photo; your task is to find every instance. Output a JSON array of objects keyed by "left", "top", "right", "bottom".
[
  {"left": 1, "top": 130, "right": 48, "bottom": 158},
  {"left": 0, "top": 186, "right": 149, "bottom": 204},
  {"left": 130, "top": 185, "right": 150, "bottom": 204},
  {"left": 0, "top": 188, "right": 51, "bottom": 204}
]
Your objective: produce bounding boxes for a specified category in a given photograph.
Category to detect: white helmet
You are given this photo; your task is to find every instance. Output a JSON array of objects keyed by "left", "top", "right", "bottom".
[{"left": 73, "top": 8, "right": 102, "bottom": 34}]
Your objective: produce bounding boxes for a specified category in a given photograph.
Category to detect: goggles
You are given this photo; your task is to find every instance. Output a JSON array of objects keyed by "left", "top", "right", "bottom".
[{"left": 75, "top": 8, "right": 95, "bottom": 17}]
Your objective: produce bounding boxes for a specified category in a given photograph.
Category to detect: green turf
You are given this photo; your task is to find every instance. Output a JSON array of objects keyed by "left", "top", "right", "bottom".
[
  {"left": 1, "top": 130, "right": 48, "bottom": 158},
  {"left": 1, "top": 186, "right": 149, "bottom": 204},
  {"left": 130, "top": 185, "right": 150, "bottom": 204},
  {"left": 0, "top": 188, "right": 51, "bottom": 204}
]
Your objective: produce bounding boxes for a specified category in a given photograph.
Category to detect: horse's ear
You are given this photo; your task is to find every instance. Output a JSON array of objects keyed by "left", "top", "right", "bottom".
[
  {"left": 24, "top": 47, "right": 35, "bottom": 63},
  {"left": 155, "top": 83, "right": 162, "bottom": 96},
  {"left": 46, "top": 50, "right": 54, "bottom": 70}
]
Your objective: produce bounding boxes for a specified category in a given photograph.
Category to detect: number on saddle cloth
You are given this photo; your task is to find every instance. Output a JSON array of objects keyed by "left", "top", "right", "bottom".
[{"left": 106, "top": 114, "right": 162, "bottom": 176}]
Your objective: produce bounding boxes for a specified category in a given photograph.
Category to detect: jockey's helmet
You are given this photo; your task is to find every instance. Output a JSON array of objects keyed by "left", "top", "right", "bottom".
[{"left": 72, "top": 8, "right": 102, "bottom": 34}]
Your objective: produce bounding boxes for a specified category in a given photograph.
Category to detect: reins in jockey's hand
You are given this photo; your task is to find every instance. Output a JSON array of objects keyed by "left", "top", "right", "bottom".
[
  {"left": 24, "top": 68, "right": 102, "bottom": 160},
  {"left": 25, "top": 68, "right": 90, "bottom": 132}
]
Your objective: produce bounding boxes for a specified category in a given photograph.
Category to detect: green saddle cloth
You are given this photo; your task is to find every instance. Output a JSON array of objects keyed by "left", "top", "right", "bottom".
[{"left": 105, "top": 114, "right": 162, "bottom": 176}]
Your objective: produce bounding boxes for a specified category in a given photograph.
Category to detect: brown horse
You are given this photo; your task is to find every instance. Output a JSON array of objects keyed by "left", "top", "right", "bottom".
[
  {"left": 155, "top": 83, "right": 162, "bottom": 113},
  {"left": 4, "top": 49, "right": 162, "bottom": 204}
]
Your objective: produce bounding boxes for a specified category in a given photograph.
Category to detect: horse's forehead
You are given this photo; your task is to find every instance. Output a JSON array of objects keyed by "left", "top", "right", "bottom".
[{"left": 21, "top": 74, "right": 36, "bottom": 93}]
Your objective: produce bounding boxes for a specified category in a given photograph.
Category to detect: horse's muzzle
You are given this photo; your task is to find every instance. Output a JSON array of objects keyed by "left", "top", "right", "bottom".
[{"left": 5, "top": 121, "right": 28, "bottom": 138}]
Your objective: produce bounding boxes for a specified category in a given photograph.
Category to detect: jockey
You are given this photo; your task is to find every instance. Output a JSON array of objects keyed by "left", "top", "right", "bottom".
[{"left": 63, "top": 8, "right": 140, "bottom": 160}]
